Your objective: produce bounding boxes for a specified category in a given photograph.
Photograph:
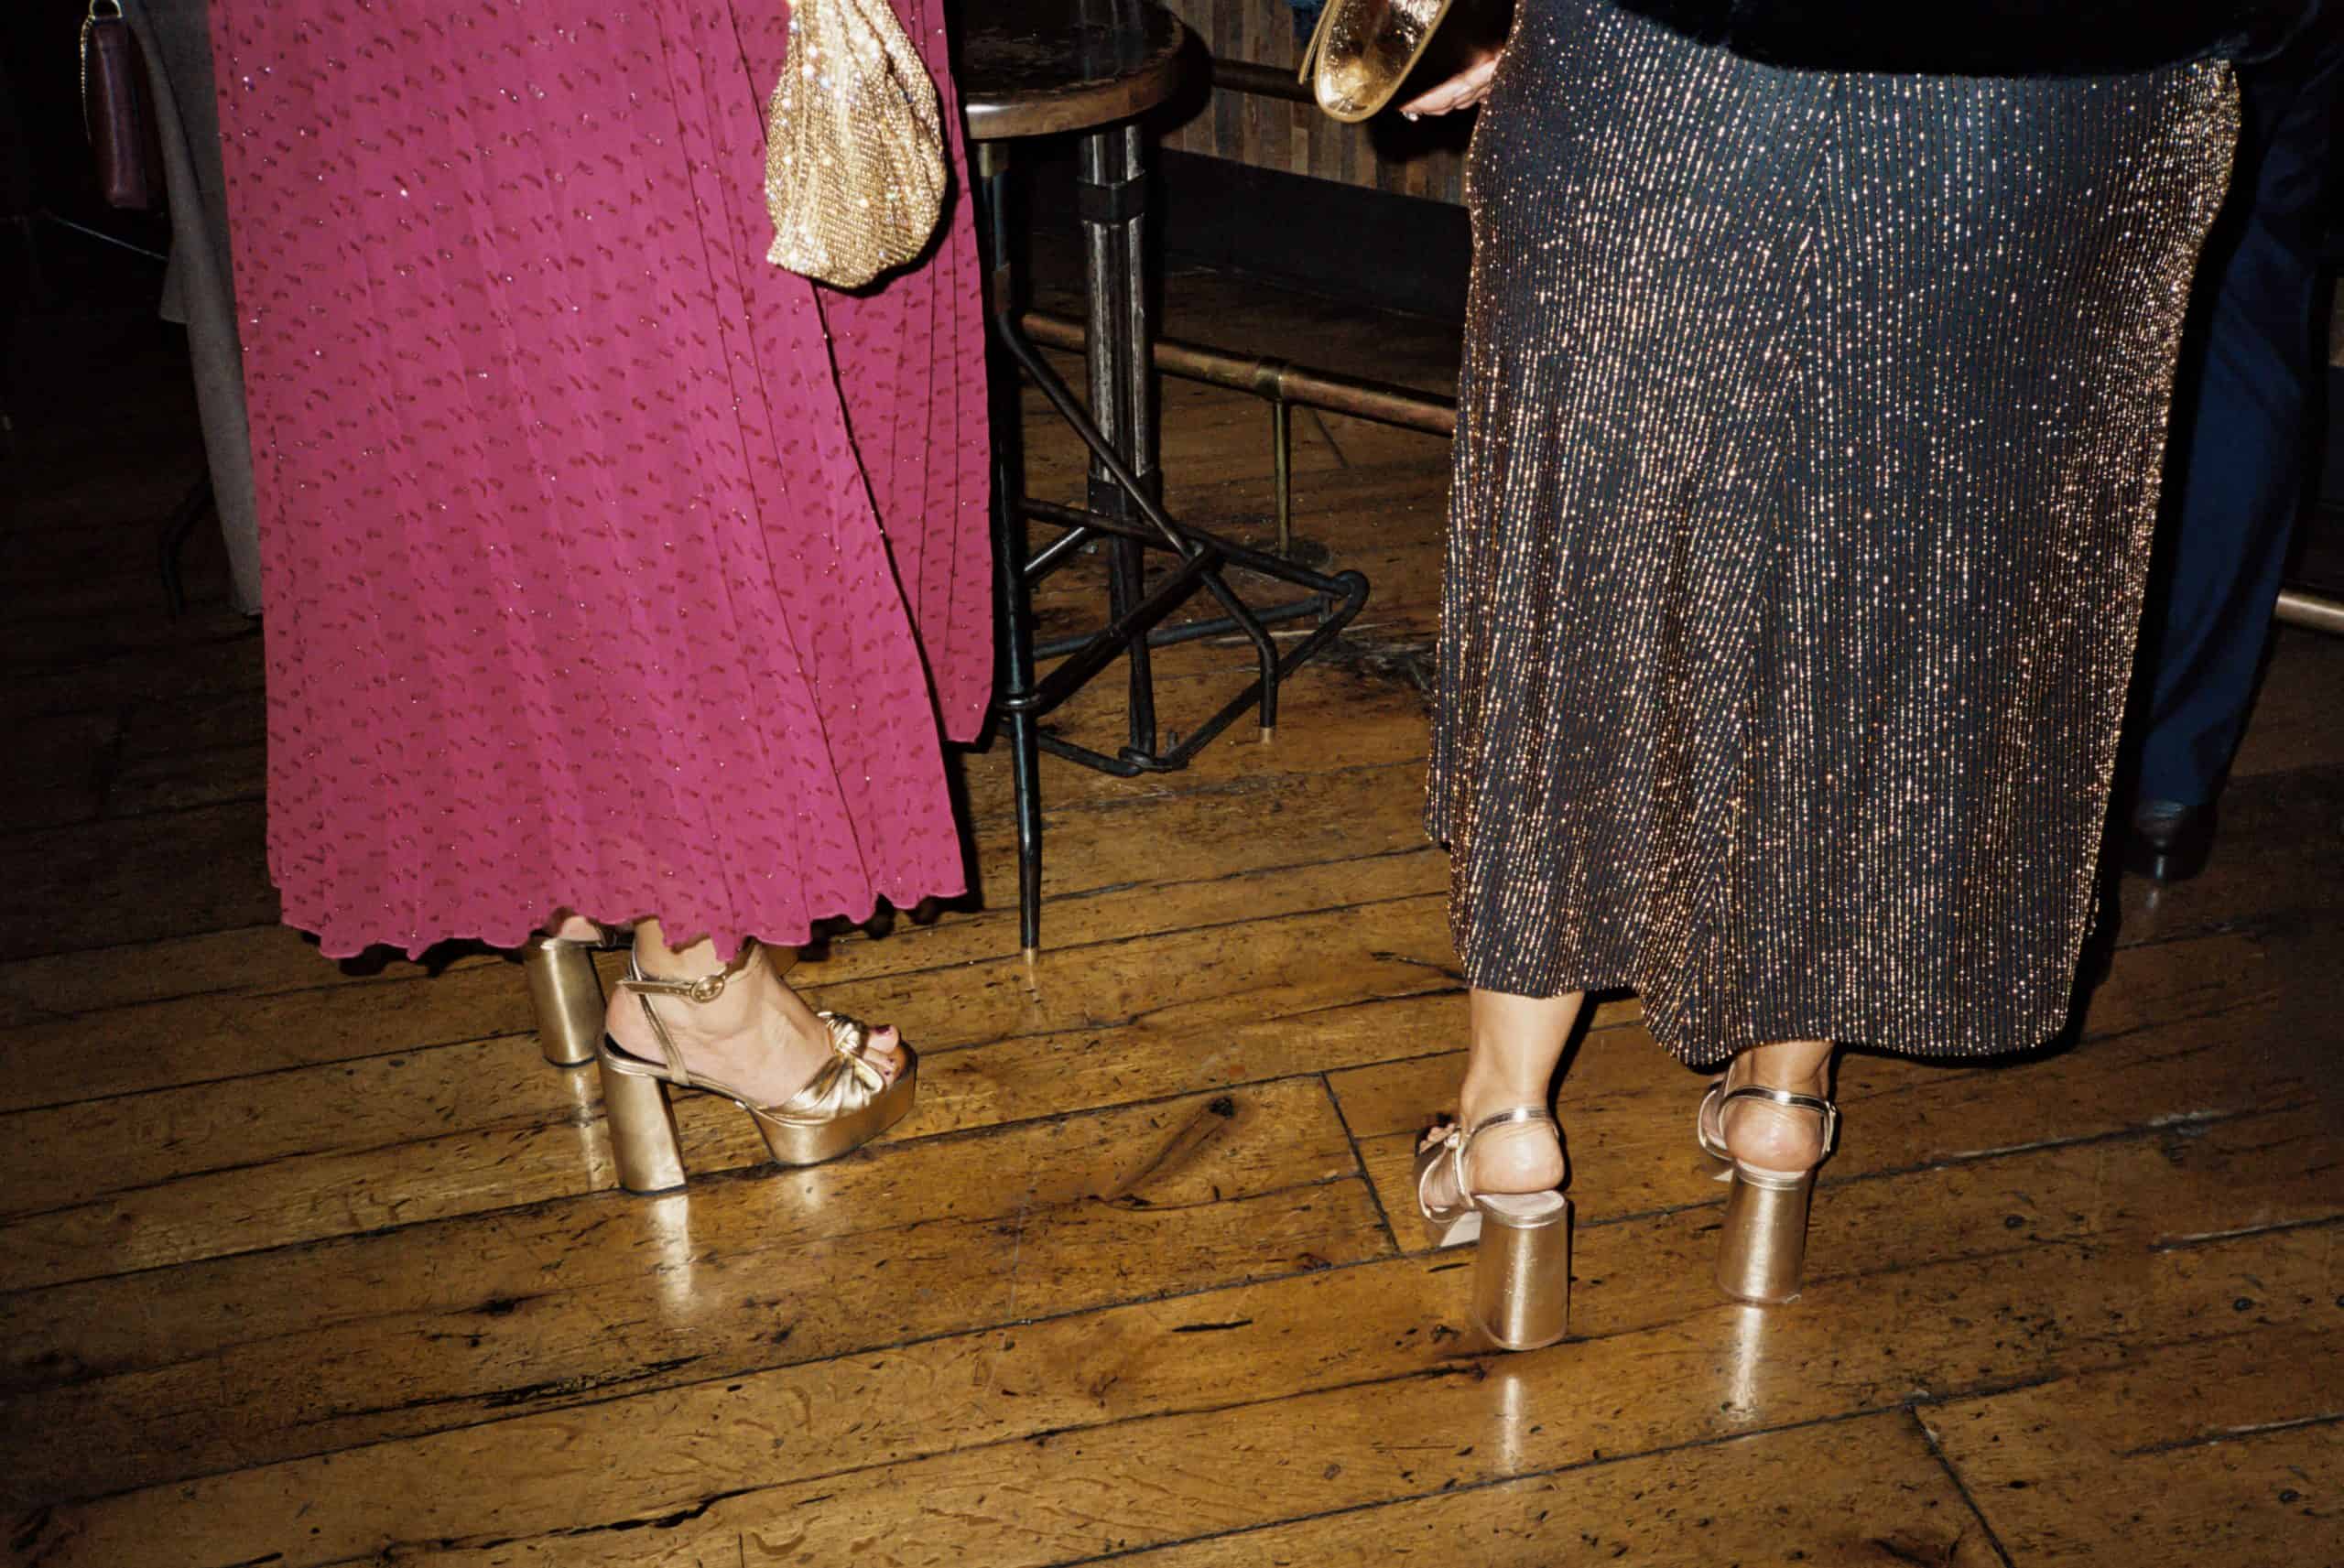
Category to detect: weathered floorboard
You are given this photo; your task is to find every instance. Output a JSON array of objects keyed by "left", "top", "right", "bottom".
[
  {"left": 7, "top": 262, "right": 2340, "bottom": 1568},
  {"left": 12, "top": 1095, "right": 2333, "bottom": 1552}
]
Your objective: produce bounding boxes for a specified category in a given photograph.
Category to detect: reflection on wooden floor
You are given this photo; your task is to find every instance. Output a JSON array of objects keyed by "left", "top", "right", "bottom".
[{"left": 6, "top": 263, "right": 2343, "bottom": 1567}]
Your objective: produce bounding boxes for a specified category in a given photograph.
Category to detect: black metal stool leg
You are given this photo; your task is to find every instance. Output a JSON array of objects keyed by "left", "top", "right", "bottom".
[
  {"left": 1079, "top": 123, "right": 1159, "bottom": 756},
  {"left": 1002, "top": 491, "right": 1045, "bottom": 960},
  {"left": 981, "top": 150, "right": 1047, "bottom": 957}
]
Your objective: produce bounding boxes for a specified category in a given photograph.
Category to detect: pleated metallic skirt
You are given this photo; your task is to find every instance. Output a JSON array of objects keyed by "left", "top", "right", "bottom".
[{"left": 1426, "top": 0, "right": 2239, "bottom": 1064}]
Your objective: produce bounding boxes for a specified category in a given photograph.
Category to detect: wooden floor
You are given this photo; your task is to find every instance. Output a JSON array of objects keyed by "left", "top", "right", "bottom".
[{"left": 6, "top": 255, "right": 2344, "bottom": 1568}]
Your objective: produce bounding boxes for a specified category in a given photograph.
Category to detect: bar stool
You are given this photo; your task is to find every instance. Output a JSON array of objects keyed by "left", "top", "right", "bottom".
[{"left": 960, "top": 0, "right": 1372, "bottom": 956}]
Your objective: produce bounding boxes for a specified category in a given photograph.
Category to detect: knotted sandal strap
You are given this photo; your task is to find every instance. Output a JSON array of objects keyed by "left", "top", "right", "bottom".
[
  {"left": 613, "top": 939, "right": 765, "bottom": 1088},
  {"left": 815, "top": 1011, "right": 891, "bottom": 1095}
]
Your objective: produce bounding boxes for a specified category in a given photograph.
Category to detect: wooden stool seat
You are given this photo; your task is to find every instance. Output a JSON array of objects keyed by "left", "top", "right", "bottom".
[{"left": 960, "top": 0, "right": 1186, "bottom": 142}]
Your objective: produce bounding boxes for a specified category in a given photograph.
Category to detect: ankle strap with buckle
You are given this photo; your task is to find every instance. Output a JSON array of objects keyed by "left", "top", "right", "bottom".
[
  {"left": 614, "top": 940, "right": 764, "bottom": 1083},
  {"left": 615, "top": 939, "right": 762, "bottom": 1006}
]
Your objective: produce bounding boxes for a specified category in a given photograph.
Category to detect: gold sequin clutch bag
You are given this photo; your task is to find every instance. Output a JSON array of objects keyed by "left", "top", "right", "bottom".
[
  {"left": 764, "top": 0, "right": 948, "bottom": 289},
  {"left": 1298, "top": 0, "right": 1460, "bottom": 123}
]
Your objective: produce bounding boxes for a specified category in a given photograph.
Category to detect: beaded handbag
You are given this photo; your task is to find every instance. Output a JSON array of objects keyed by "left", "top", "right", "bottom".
[{"left": 764, "top": 0, "right": 947, "bottom": 288}]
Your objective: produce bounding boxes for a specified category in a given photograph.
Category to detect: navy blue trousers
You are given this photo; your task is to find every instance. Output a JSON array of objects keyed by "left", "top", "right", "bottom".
[{"left": 2136, "top": 19, "right": 2344, "bottom": 806}]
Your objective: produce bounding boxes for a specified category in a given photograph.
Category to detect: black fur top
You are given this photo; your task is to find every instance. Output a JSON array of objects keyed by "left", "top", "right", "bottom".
[{"left": 1609, "top": 1, "right": 2324, "bottom": 74}]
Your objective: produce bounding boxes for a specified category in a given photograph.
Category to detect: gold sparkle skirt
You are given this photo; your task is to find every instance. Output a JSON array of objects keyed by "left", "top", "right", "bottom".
[{"left": 1426, "top": 0, "right": 2240, "bottom": 1065}]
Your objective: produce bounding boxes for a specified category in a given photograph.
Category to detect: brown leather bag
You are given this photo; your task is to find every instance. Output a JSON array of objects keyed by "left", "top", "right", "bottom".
[{"left": 81, "top": 0, "right": 157, "bottom": 210}]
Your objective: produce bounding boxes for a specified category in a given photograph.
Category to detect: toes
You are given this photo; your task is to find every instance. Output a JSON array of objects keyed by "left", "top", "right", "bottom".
[{"left": 860, "top": 1027, "right": 906, "bottom": 1082}]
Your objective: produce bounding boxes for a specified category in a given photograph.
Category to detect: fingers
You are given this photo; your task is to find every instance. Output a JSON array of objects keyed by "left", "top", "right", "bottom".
[{"left": 1397, "top": 51, "right": 1501, "bottom": 118}]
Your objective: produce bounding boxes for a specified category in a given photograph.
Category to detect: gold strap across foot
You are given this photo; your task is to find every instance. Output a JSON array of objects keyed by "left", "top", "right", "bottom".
[{"left": 811, "top": 1011, "right": 890, "bottom": 1098}]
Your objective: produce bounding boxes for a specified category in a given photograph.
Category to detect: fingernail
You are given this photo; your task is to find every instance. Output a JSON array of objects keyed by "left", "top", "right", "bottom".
[{"left": 1403, "top": 110, "right": 1419, "bottom": 121}]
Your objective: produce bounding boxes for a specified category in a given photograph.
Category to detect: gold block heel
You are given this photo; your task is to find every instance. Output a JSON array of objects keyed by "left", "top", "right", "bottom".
[
  {"left": 521, "top": 935, "right": 603, "bottom": 1068},
  {"left": 1704, "top": 1081, "right": 1838, "bottom": 1304},
  {"left": 1716, "top": 1167, "right": 1814, "bottom": 1303},
  {"left": 1471, "top": 1191, "right": 1571, "bottom": 1350},
  {"left": 1416, "top": 1104, "right": 1571, "bottom": 1350},
  {"left": 601, "top": 1057, "right": 687, "bottom": 1194}
]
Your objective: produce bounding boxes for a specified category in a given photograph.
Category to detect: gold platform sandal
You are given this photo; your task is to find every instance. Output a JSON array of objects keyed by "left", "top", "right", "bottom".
[
  {"left": 519, "top": 922, "right": 629, "bottom": 1069},
  {"left": 1711, "top": 1086, "right": 1839, "bottom": 1304},
  {"left": 595, "top": 940, "right": 917, "bottom": 1194},
  {"left": 1415, "top": 1106, "right": 1572, "bottom": 1351}
]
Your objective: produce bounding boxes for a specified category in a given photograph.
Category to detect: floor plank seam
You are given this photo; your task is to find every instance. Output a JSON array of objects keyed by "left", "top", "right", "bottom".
[
  {"left": 1258, "top": 979, "right": 1468, "bottom": 1030},
  {"left": 1318, "top": 1072, "right": 1402, "bottom": 1257},
  {"left": 1905, "top": 1404, "right": 2021, "bottom": 1568},
  {"left": 2, "top": 911, "right": 2285, "bottom": 1124},
  {"left": 16, "top": 1217, "right": 1456, "bottom": 1518},
  {"left": 2114, "top": 1406, "right": 2344, "bottom": 1458},
  {"left": 2147, "top": 1208, "right": 2344, "bottom": 1253}
]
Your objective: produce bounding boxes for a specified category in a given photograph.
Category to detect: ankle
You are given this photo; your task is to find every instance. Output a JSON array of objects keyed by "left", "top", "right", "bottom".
[
  {"left": 1457, "top": 1067, "right": 1548, "bottom": 1127},
  {"left": 632, "top": 935, "right": 754, "bottom": 982}
]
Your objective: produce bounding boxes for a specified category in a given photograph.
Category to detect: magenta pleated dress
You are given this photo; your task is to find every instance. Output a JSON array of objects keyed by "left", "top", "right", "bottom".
[{"left": 210, "top": 0, "right": 992, "bottom": 958}]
